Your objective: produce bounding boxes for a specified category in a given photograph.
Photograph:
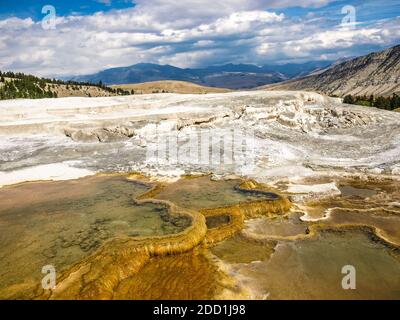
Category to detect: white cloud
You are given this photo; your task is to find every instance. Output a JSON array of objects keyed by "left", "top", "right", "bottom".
[
  {"left": 158, "top": 50, "right": 216, "bottom": 68},
  {"left": 280, "top": 20, "right": 400, "bottom": 58},
  {"left": 193, "top": 40, "right": 215, "bottom": 47},
  {"left": 0, "top": 17, "right": 34, "bottom": 30},
  {"left": 0, "top": 1, "right": 398, "bottom": 76},
  {"left": 212, "top": 11, "right": 284, "bottom": 34}
]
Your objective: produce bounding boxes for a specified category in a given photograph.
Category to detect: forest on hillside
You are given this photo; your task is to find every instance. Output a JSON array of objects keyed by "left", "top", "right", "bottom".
[
  {"left": 0, "top": 71, "right": 130, "bottom": 100},
  {"left": 343, "top": 94, "right": 400, "bottom": 111}
]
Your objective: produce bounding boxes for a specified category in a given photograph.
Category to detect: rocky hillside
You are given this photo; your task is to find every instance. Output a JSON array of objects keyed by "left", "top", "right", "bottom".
[{"left": 263, "top": 45, "right": 400, "bottom": 97}]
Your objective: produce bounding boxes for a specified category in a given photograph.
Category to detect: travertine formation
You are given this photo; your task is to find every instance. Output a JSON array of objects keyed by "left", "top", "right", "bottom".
[
  {"left": 33, "top": 175, "right": 290, "bottom": 300},
  {"left": 1, "top": 90, "right": 400, "bottom": 299},
  {"left": 1, "top": 90, "right": 400, "bottom": 185}
]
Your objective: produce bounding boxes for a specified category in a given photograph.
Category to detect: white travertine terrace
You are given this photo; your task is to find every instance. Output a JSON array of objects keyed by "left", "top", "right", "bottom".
[
  {"left": 1, "top": 90, "right": 400, "bottom": 187},
  {"left": 0, "top": 162, "right": 94, "bottom": 188}
]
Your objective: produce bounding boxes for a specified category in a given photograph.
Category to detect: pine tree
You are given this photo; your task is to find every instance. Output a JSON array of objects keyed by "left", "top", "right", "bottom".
[
  {"left": 343, "top": 95, "right": 354, "bottom": 104},
  {"left": 390, "top": 93, "right": 400, "bottom": 110},
  {"left": 374, "top": 96, "right": 389, "bottom": 110}
]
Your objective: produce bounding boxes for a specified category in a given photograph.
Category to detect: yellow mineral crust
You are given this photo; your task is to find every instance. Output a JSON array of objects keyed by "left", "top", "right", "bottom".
[
  {"left": 201, "top": 198, "right": 291, "bottom": 246},
  {"left": 114, "top": 248, "right": 222, "bottom": 300},
  {"left": 35, "top": 175, "right": 291, "bottom": 300},
  {"left": 27, "top": 174, "right": 400, "bottom": 300},
  {"left": 37, "top": 193, "right": 207, "bottom": 299},
  {"left": 243, "top": 209, "right": 400, "bottom": 248}
]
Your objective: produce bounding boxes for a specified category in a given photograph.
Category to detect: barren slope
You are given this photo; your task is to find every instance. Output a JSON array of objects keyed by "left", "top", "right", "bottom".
[
  {"left": 111, "top": 80, "right": 231, "bottom": 94},
  {"left": 262, "top": 45, "right": 400, "bottom": 97}
]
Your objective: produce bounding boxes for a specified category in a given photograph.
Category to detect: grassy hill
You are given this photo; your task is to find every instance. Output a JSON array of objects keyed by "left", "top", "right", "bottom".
[{"left": 111, "top": 80, "right": 231, "bottom": 94}]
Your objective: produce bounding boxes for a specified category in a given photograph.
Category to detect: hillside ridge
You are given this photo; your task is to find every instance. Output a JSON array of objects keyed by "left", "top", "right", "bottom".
[{"left": 263, "top": 45, "right": 400, "bottom": 97}]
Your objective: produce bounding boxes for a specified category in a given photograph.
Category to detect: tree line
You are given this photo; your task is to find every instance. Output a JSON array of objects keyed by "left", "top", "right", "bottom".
[
  {"left": 0, "top": 70, "right": 131, "bottom": 100},
  {"left": 343, "top": 94, "right": 400, "bottom": 111}
]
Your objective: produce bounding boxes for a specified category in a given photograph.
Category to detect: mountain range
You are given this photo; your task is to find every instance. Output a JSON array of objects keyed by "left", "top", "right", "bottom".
[
  {"left": 68, "top": 44, "right": 400, "bottom": 95},
  {"left": 69, "top": 61, "right": 332, "bottom": 90}
]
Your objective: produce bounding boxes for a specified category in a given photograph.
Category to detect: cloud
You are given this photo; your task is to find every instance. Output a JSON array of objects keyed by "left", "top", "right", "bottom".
[
  {"left": 0, "top": 17, "right": 34, "bottom": 30},
  {"left": 0, "top": 0, "right": 398, "bottom": 76}
]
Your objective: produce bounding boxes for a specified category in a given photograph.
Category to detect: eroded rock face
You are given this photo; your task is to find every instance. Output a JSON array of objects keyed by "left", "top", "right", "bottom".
[{"left": 64, "top": 125, "right": 135, "bottom": 142}]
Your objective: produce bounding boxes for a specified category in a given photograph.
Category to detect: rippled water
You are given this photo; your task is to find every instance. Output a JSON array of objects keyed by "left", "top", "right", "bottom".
[
  {"left": 154, "top": 176, "right": 269, "bottom": 210},
  {"left": 1, "top": 174, "right": 399, "bottom": 300},
  {"left": 0, "top": 175, "right": 189, "bottom": 299},
  {"left": 214, "top": 230, "right": 400, "bottom": 299},
  {"left": 339, "top": 185, "right": 377, "bottom": 198},
  {"left": 244, "top": 212, "right": 308, "bottom": 239}
]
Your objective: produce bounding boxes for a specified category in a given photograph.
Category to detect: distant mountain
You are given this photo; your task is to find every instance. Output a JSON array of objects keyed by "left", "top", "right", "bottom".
[
  {"left": 263, "top": 45, "right": 400, "bottom": 97},
  {"left": 69, "top": 61, "right": 333, "bottom": 90},
  {"left": 307, "top": 57, "right": 355, "bottom": 76},
  {"left": 197, "top": 72, "right": 286, "bottom": 89},
  {"left": 262, "top": 60, "right": 333, "bottom": 78},
  {"left": 73, "top": 63, "right": 197, "bottom": 85}
]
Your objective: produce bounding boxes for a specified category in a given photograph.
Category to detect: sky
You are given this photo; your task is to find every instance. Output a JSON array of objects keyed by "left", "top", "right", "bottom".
[{"left": 0, "top": 0, "right": 399, "bottom": 77}]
